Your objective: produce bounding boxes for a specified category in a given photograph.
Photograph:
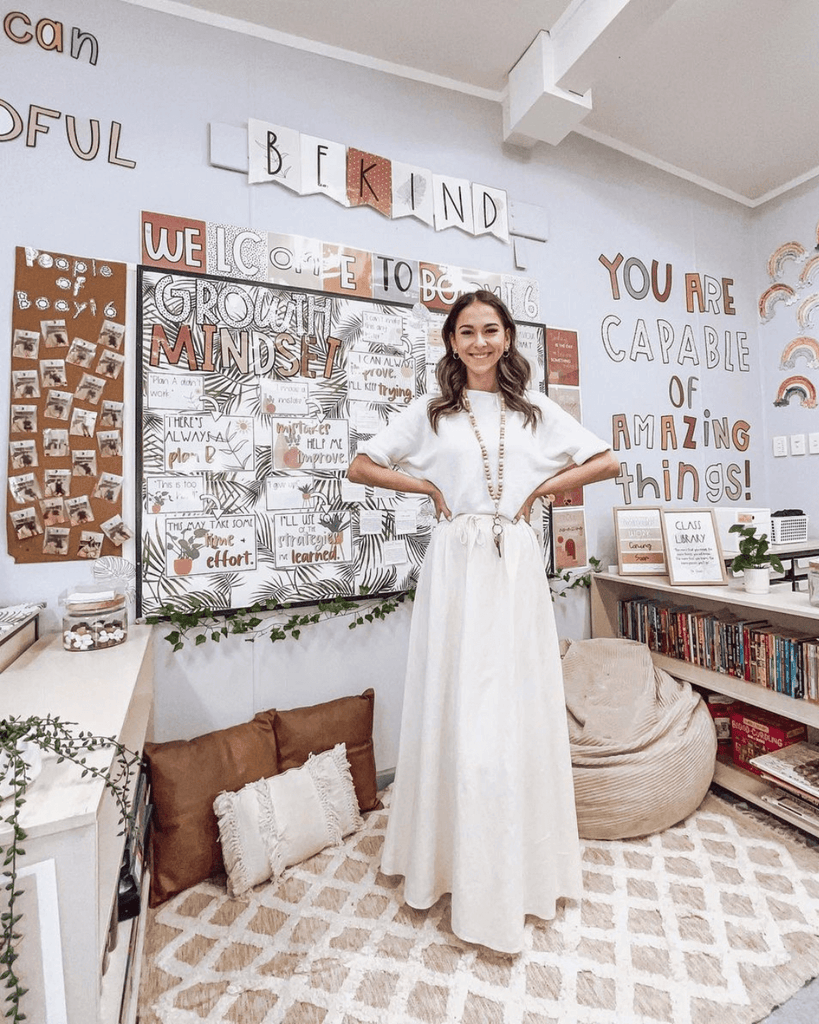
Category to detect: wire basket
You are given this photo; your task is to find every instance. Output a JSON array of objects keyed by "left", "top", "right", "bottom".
[{"left": 770, "top": 515, "right": 808, "bottom": 544}]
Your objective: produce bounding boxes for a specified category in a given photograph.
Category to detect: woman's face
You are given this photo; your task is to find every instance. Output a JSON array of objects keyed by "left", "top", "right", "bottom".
[{"left": 449, "top": 301, "right": 509, "bottom": 391}]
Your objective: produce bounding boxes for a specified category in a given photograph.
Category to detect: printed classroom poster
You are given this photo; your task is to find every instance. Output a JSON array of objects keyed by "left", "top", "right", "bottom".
[
  {"left": 6, "top": 247, "right": 127, "bottom": 563},
  {"left": 137, "top": 268, "right": 547, "bottom": 615}
]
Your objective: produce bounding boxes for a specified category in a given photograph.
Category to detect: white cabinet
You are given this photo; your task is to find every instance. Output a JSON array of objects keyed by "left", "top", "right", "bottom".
[
  {"left": 0, "top": 626, "right": 153, "bottom": 1024},
  {"left": 590, "top": 572, "right": 819, "bottom": 838}
]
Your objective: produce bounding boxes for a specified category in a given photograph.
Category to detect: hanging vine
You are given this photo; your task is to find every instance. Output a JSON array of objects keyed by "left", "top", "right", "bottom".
[{"left": 0, "top": 716, "right": 141, "bottom": 1023}]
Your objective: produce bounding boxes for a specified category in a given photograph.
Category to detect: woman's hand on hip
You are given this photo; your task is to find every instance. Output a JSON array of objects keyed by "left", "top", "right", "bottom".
[
  {"left": 427, "top": 484, "right": 452, "bottom": 522},
  {"left": 514, "top": 490, "right": 555, "bottom": 523}
]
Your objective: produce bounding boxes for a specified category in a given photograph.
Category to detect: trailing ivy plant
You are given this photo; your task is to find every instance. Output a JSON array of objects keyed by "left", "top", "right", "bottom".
[
  {"left": 144, "top": 555, "right": 603, "bottom": 652},
  {"left": 549, "top": 556, "right": 603, "bottom": 598},
  {"left": 144, "top": 589, "right": 417, "bottom": 652},
  {"left": 0, "top": 715, "right": 142, "bottom": 1023}
]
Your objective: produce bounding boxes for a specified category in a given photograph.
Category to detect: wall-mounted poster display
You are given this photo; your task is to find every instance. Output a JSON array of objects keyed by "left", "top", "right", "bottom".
[
  {"left": 6, "top": 247, "right": 127, "bottom": 563},
  {"left": 613, "top": 506, "right": 667, "bottom": 575},
  {"left": 136, "top": 267, "right": 548, "bottom": 615},
  {"left": 660, "top": 508, "right": 727, "bottom": 586}
]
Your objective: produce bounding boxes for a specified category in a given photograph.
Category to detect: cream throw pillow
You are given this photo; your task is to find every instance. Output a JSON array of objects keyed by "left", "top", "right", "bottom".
[{"left": 214, "top": 742, "right": 363, "bottom": 896}]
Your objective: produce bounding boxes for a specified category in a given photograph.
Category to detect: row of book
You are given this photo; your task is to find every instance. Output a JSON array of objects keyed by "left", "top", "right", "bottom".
[{"left": 617, "top": 597, "right": 819, "bottom": 701}]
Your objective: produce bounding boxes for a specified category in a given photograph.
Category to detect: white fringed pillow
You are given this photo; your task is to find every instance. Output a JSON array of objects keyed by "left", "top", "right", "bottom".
[{"left": 213, "top": 742, "right": 363, "bottom": 897}]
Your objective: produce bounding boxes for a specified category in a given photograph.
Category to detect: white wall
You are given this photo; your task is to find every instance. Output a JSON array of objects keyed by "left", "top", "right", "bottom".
[{"left": 0, "top": 0, "right": 781, "bottom": 770}]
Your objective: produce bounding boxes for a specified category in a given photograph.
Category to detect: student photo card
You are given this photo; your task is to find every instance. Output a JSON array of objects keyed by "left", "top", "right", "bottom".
[
  {"left": 10, "top": 506, "right": 42, "bottom": 540},
  {"left": 41, "top": 319, "right": 69, "bottom": 348},
  {"left": 12, "top": 328, "right": 39, "bottom": 359},
  {"left": 12, "top": 369, "right": 40, "bottom": 400}
]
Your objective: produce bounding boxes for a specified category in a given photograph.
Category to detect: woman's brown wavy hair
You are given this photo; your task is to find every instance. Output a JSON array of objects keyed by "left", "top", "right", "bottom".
[{"left": 427, "top": 290, "right": 541, "bottom": 432}]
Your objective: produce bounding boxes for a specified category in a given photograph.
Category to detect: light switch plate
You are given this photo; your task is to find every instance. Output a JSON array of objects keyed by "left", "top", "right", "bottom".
[
  {"left": 809, "top": 431, "right": 819, "bottom": 454},
  {"left": 790, "top": 433, "right": 807, "bottom": 455},
  {"left": 772, "top": 435, "right": 788, "bottom": 457}
]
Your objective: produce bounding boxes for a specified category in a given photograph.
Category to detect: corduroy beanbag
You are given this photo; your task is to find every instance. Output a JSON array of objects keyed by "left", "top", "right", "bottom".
[{"left": 563, "top": 637, "right": 716, "bottom": 839}]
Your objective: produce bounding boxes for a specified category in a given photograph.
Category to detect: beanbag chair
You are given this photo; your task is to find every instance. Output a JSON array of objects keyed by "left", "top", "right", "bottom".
[{"left": 562, "top": 637, "right": 716, "bottom": 839}]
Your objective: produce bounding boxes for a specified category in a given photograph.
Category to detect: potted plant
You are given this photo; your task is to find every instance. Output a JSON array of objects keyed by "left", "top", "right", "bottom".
[
  {"left": 166, "top": 527, "right": 207, "bottom": 575},
  {"left": 0, "top": 715, "right": 140, "bottom": 1023},
  {"left": 320, "top": 511, "right": 346, "bottom": 550},
  {"left": 728, "top": 523, "right": 784, "bottom": 594}
]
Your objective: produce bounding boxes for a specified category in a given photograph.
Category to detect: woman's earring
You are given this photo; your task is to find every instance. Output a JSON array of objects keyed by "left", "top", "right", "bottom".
[
  {"left": 503, "top": 348, "right": 510, "bottom": 358},
  {"left": 452, "top": 350, "right": 460, "bottom": 360}
]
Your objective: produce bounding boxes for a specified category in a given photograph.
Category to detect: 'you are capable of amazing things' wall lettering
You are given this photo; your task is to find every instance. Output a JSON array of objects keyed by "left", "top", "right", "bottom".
[{"left": 598, "top": 252, "right": 754, "bottom": 507}]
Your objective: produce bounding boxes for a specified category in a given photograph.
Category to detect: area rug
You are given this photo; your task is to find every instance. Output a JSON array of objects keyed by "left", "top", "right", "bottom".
[{"left": 137, "top": 789, "right": 819, "bottom": 1024}]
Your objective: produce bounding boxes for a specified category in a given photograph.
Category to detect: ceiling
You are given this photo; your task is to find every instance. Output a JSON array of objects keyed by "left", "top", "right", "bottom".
[{"left": 125, "top": 0, "right": 819, "bottom": 207}]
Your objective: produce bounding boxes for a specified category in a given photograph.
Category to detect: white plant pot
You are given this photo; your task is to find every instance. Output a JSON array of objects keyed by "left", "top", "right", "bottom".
[
  {"left": 743, "top": 566, "right": 770, "bottom": 595},
  {"left": 0, "top": 739, "right": 43, "bottom": 801}
]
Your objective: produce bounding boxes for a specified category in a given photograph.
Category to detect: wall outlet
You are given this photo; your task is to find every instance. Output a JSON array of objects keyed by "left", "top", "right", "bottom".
[
  {"left": 772, "top": 435, "right": 788, "bottom": 457},
  {"left": 809, "top": 431, "right": 819, "bottom": 454},
  {"left": 790, "top": 433, "right": 807, "bottom": 455}
]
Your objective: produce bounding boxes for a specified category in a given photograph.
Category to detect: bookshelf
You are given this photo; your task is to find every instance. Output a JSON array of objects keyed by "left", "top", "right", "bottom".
[{"left": 590, "top": 572, "right": 819, "bottom": 838}]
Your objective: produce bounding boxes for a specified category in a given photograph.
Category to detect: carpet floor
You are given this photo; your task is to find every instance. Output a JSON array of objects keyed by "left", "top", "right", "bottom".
[{"left": 137, "top": 789, "right": 819, "bottom": 1024}]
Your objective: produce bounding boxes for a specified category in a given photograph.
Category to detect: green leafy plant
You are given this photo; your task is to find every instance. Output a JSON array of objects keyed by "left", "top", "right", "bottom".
[
  {"left": 728, "top": 524, "right": 784, "bottom": 574},
  {"left": 0, "top": 715, "right": 141, "bottom": 1023},
  {"left": 144, "top": 589, "right": 416, "bottom": 652},
  {"left": 549, "top": 555, "right": 603, "bottom": 598}
]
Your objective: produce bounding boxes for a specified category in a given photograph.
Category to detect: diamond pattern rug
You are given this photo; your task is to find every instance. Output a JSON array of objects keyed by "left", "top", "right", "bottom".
[{"left": 137, "top": 789, "right": 819, "bottom": 1024}]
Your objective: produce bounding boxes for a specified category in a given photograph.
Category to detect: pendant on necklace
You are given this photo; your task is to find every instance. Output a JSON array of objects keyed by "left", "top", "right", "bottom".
[{"left": 492, "top": 514, "right": 503, "bottom": 558}]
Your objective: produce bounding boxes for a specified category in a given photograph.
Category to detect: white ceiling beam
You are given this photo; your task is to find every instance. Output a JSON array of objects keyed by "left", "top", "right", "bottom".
[
  {"left": 553, "top": 0, "right": 677, "bottom": 94},
  {"left": 504, "top": 0, "right": 677, "bottom": 148},
  {"left": 503, "top": 32, "right": 592, "bottom": 148}
]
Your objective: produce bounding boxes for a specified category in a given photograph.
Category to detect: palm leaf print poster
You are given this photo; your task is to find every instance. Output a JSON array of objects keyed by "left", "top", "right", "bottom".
[{"left": 136, "top": 267, "right": 546, "bottom": 616}]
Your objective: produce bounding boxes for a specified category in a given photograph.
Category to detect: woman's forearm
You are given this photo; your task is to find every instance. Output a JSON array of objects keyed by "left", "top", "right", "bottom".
[
  {"left": 347, "top": 453, "right": 435, "bottom": 497},
  {"left": 535, "top": 449, "right": 620, "bottom": 500}
]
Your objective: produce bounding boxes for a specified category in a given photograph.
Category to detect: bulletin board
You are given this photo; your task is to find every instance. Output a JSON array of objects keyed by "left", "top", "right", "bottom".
[
  {"left": 6, "top": 246, "right": 128, "bottom": 563},
  {"left": 136, "top": 267, "right": 547, "bottom": 615}
]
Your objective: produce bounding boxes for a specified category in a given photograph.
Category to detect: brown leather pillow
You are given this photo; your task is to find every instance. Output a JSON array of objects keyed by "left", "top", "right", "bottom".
[
  {"left": 144, "top": 716, "right": 278, "bottom": 906},
  {"left": 263, "top": 688, "right": 379, "bottom": 812}
]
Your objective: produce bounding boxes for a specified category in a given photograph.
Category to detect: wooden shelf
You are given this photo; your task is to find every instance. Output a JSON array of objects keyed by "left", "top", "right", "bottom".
[{"left": 591, "top": 572, "right": 819, "bottom": 837}]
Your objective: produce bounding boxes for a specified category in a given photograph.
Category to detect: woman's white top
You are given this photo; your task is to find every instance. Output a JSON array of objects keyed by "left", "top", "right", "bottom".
[{"left": 357, "top": 389, "right": 611, "bottom": 521}]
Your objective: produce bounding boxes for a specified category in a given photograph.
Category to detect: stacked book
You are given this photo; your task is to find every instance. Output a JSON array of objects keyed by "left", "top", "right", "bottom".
[
  {"left": 617, "top": 597, "right": 819, "bottom": 701},
  {"left": 751, "top": 741, "right": 819, "bottom": 827}
]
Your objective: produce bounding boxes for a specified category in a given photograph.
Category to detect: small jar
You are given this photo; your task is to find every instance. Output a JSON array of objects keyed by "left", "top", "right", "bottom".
[
  {"left": 60, "top": 588, "right": 128, "bottom": 651},
  {"left": 808, "top": 561, "right": 819, "bottom": 607}
]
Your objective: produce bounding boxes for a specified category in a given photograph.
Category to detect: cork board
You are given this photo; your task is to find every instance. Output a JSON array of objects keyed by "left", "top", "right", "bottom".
[{"left": 6, "top": 246, "right": 128, "bottom": 562}]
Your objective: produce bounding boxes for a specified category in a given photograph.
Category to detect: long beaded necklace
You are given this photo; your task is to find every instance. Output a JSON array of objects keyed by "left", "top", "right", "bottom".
[{"left": 462, "top": 392, "right": 506, "bottom": 557}]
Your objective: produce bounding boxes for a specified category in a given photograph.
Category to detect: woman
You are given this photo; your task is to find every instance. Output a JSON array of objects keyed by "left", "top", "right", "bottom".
[{"left": 348, "top": 290, "right": 618, "bottom": 953}]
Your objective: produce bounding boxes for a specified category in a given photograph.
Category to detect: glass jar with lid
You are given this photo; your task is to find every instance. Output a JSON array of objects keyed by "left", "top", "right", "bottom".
[
  {"left": 808, "top": 560, "right": 819, "bottom": 607},
  {"left": 59, "top": 586, "right": 128, "bottom": 651}
]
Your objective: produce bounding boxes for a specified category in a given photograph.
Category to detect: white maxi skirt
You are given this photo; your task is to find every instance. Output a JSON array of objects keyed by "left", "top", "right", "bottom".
[{"left": 380, "top": 514, "right": 582, "bottom": 954}]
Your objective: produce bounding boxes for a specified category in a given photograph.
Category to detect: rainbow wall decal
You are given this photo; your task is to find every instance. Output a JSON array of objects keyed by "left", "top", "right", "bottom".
[
  {"left": 759, "top": 282, "right": 797, "bottom": 322},
  {"left": 797, "top": 293, "right": 819, "bottom": 330},
  {"left": 774, "top": 375, "right": 818, "bottom": 408},
  {"left": 781, "top": 336, "right": 819, "bottom": 369},
  {"left": 798, "top": 254, "right": 819, "bottom": 289},
  {"left": 767, "top": 240, "right": 807, "bottom": 280}
]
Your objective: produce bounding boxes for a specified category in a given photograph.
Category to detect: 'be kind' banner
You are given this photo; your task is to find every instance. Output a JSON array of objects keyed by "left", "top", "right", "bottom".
[{"left": 248, "top": 119, "right": 509, "bottom": 244}]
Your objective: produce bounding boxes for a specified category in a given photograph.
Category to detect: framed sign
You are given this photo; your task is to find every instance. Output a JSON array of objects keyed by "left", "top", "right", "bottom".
[
  {"left": 613, "top": 506, "right": 666, "bottom": 575},
  {"left": 660, "top": 509, "right": 728, "bottom": 586}
]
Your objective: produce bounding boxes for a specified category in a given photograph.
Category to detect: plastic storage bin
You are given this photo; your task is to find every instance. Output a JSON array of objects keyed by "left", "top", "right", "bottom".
[
  {"left": 60, "top": 587, "right": 128, "bottom": 651},
  {"left": 770, "top": 515, "right": 809, "bottom": 544}
]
